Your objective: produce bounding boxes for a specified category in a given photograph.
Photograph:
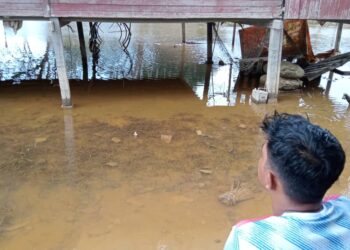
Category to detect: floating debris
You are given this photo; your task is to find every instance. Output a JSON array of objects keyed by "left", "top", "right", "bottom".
[
  {"left": 218, "top": 180, "right": 252, "bottom": 206},
  {"left": 160, "top": 134, "right": 172, "bottom": 144},
  {"left": 198, "top": 183, "right": 206, "bottom": 188},
  {"left": 238, "top": 124, "right": 247, "bottom": 129},
  {"left": 35, "top": 137, "right": 47, "bottom": 144},
  {"left": 133, "top": 131, "right": 138, "bottom": 137},
  {"left": 199, "top": 169, "right": 212, "bottom": 175},
  {"left": 196, "top": 130, "right": 203, "bottom": 136},
  {"left": 111, "top": 137, "right": 121, "bottom": 144},
  {"left": 106, "top": 162, "right": 118, "bottom": 167}
]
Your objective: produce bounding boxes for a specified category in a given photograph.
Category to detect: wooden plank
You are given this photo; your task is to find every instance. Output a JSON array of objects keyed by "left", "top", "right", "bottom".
[
  {"left": 0, "top": 0, "right": 44, "bottom": 3},
  {"left": 49, "top": 0, "right": 282, "bottom": 19},
  {"left": 50, "top": 5, "right": 282, "bottom": 19},
  {"left": 50, "top": 0, "right": 280, "bottom": 7},
  {"left": 0, "top": 0, "right": 283, "bottom": 19},
  {"left": 0, "top": 1, "right": 48, "bottom": 17},
  {"left": 50, "top": 4, "right": 280, "bottom": 13}
]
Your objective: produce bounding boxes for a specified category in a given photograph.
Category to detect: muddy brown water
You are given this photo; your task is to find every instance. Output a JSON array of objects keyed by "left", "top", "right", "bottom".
[{"left": 0, "top": 22, "right": 350, "bottom": 249}]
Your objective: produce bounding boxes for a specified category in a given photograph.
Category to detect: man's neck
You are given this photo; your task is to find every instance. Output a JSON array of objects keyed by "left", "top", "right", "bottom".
[{"left": 271, "top": 194, "right": 323, "bottom": 216}]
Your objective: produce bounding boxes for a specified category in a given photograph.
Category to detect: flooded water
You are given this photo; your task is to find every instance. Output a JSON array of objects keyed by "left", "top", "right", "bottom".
[{"left": 0, "top": 21, "right": 350, "bottom": 249}]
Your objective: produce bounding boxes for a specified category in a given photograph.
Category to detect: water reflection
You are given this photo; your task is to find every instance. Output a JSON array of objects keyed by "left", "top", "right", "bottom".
[
  {"left": 0, "top": 21, "right": 350, "bottom": 111},
  {"left": 64, "top": 110, "right": 76, "bottom": 170}
]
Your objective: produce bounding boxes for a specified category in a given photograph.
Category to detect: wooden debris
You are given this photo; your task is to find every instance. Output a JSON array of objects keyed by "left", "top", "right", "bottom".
[
  {"left": 160, "top": 134, "right": 172, "bottom": 144},
  {"left": 199, "top": 169, "right": 212, "bottom": 175},
  {"left": 111, "top": 137, "right": 121, "bottom": 144},
  {"left": 304, "top": 52, "right": 350, "bottom": 81}
]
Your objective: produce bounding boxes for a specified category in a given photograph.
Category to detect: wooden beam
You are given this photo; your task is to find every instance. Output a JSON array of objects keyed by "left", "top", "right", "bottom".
[
  {"left": 50, "top": 18, "right": 73, "bottom": 108},
  {"left": 266, "top": 19, "right": 283, "bottom": 100}
]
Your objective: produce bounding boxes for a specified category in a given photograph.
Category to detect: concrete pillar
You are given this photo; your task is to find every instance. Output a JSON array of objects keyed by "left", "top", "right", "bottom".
[
  {"left": 266, "top": 19, "right": 283, "bottom": 101},
  {"left": 50, "top": 18, "right": 72, "bottom": 108},
  {"left": 206, "top": 22, "right": 214, "bottom": 64},
  {"left": 182, "top": 23, "right": 186, "bottom": 43}
]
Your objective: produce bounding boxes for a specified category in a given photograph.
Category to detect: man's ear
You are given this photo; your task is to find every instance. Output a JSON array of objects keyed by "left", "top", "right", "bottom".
[{"left": 266, "top": 170, "right": 277, "bottom": 191}]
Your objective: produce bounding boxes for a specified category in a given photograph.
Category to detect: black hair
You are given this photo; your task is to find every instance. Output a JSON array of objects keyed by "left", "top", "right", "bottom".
[{"left": 261, "top": 112, "right": 346, "bottom": 204}]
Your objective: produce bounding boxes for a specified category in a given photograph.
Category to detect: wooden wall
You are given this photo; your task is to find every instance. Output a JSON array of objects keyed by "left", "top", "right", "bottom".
[
  {"left": 2, "top": 0, "right": 350, "bottom": 21},
  {"left": 0, "top": 0, "right": 283, "bottom": 20},
  {"left": 285, "top": 0, "right": 350, "bottom": 20},
  {"left": 0, "top": 0, "right": 48, "bottom": 17}
]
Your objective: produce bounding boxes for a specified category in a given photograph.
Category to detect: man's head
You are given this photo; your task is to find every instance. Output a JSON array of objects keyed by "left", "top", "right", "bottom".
[{"left": 258, "top": 112, "right": 346, "bottom": 204}]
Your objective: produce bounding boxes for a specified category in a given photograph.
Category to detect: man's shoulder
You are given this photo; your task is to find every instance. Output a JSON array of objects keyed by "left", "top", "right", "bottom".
[
  {"left": 234, "top": 215, "right": 285, "bottom": 231},
  {"left": 234, "top": 195, "right": 350, "bottom": 232},
  {"left": 324, "top": 195, "right": 350, "bottom": 213},
  {"left": 325, "top": 195, "right": 350, "bottom": 205}
]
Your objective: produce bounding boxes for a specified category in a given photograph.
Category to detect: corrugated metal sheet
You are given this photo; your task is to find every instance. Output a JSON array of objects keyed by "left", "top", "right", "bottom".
[
  {"left": 285, "top": 0, "right": 350, "bottom": 20},
  {"left": 239, "top": 20, "right": 315, "bottom": 60}
]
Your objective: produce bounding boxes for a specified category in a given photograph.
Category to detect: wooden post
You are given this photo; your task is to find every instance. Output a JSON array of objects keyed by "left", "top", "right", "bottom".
[
  {"left": 266, "top": 20, "right": 283, "bottom": 101},
  {"left": 334, "top": 22, "right": 343, "bottom": 53},
  {"left": 206, "top": 22, "right": 214, "bottom": 64},
  {"left": 182, "top": 23, "right": 186, "bottom": 43},
  {"left": 227, "top": 64, "right": 233, "bottom": 102},
  {"left": 50, "top": 18, "right": 72, "bottom": 108},
  {"left": 77, "top": 22, "right": 88, "bottom": 81},
  {"left": 325, "top": 22, "right": 343, "bottom": 95},
  {"left": 325, "top": 72, "right": 334, "bottom": 96},
  {"left": 232, "top": 23, "right": 237, "bottom": 49}
]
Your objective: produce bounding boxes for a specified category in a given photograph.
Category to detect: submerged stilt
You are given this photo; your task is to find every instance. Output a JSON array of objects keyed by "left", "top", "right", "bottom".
[
  {"left": 206, "top": 22, "right": 214, "bottom": 64},
  {"left": 182, "top": 23, "right": 186, "bottom": 43},
  {"left": 325, "top": 22, "right": 343, "bottom": 96},
  {"left": 203, "top": 64, "right": 212, "bottom": 104},
  {"left": 232, "top": 23, "right": 237, "bottom": 49},
  {"left": 50, "top": 18, "right": 72, "bottom": 108},
  {"left": 266, "top": 19, "right": 283, "bottom": 101},
  {"left": 334, "top": 22, "right": 343, "bottom": 53},
  {"left": 77, "top": 22, "right": 88, "bottom": 81}
]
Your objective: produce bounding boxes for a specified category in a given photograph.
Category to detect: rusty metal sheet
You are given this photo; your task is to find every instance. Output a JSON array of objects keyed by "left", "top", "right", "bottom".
[{"left": 239, "top": 20, "right": 316, "bottom": 61}]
